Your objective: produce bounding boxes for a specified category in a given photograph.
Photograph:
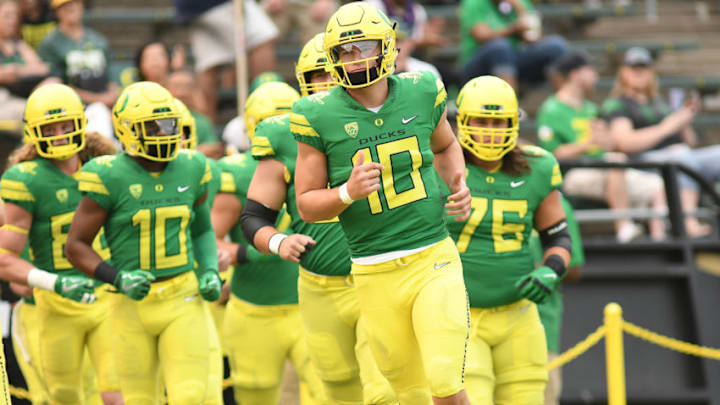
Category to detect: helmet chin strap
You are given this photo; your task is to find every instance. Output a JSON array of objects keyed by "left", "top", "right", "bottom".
[
  {"left": 340, "top": 55, "right": 385, "bottom": 86},
  {"left": 347, "top": 68, "right": 380, "bottom": 86}
]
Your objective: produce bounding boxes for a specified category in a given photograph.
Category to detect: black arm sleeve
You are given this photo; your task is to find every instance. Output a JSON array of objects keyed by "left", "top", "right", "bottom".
[{"left": 240, "top": 199, "right": 279, "bottom": 246}]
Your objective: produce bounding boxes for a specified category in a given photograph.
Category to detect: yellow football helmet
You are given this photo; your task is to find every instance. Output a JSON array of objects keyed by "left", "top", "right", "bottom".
[
  {"left": 456, "top": 76, "right": 520, "bottom": 161},
  {"left": 112, "top": 81, "right": 183, "bottom": 162},
  {"left": 324, "top": 2, "right": 397, "bottom": 88},
  {"left": 23, "top": 83, "right": 86, "bottom": 160},
  {"left": 296, "top": 33, "right": 337, "bottom": 96},
  {"left": 174, "top": 98, "right": 197, "bottom": 150},
  {"left": 244, "top": 81, "right": 300, "bottom": 138}
]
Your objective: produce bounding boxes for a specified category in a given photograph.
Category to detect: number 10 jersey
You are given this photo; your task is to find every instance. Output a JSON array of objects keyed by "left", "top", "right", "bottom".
[
  {"left": 78, "top": 151, "right": 212, "bottom": 278},
  {"left": 291, "top": 71, "right": 449, "bottom": 259}
]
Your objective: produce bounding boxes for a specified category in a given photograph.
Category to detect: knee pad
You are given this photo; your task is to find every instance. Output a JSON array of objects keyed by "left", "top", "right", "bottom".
[
  {"left": 322, "top": 377, "right": 364, "bottom": 404},
  {"left": 495, "top": 379, "right": 546, "bottom": 405},
  {"left": 168, "top": 380, "right": 206, "bottom": 405},
  {"left": 425, "top": 357, "right": 464, "bottom": 398},
  {"left": 49, "top": 385, "right": 82, "bottom": 405}
]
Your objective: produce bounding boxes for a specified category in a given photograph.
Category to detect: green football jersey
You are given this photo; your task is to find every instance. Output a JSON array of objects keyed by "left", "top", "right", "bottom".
[
  {"left": 444, "top": 145, "right": 563, "bottom": 308},
  {"left": 1, "top": 159, "right": 110, "bottom": 281},
  {"left": 218, "top": 152, "right": 299, "bottom": 306},
  {"left": 532, "top": 195, "right": 585, "bottom": 352},
  {"left": 536, "top": 95, "right": 604, "bottom": 159},
  {"left": 78, "top": 151, "right": 211, "bottom": 278},
  {"left": 206, "top": 158, "right": 222, "bottom": 205},
  {"left": 292, "top": 71, "right": 449, "bottom": 259},
  {"left": 253, "top": 114, "right": 351, "bottom": 276}
]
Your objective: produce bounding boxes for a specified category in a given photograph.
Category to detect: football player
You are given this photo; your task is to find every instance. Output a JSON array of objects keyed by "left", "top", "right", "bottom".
[
  {"left": 291, "top": 3, "right": 472, "bottom": 404},
  {"left": 240, "top": 33, "right": 397, "bottom": 405},
  {"left": 444, "top": 76, "right": 572, "bottom": 405},
  {"left": 0, "top": 83, "right": 122, "bottom": 405},
  {"left": 211, "top": 81, "right": 326, "bottom": 405},
  {"left": 65, "top": 81, "right": 223, "bottom": 404}
]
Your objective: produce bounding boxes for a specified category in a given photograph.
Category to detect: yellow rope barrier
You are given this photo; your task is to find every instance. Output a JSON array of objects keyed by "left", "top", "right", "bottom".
[
  {"left": 546, "top": 325, "right": 606, "bottom": 371},
  {"left": 623, "top": 320, "right": 720, "bottom": 360},
  {"left": 9, "top": 385, "right": 32, "bottom": 400}
]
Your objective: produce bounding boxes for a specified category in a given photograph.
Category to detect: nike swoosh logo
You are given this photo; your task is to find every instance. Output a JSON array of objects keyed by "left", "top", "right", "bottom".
[
  {"left": 125, "top": 280, "right": 145, "bottom": 290},
  {"left": 520, "top": 304, "right": 530, "bottom": 313},
  {"left": 543, "top": 273, "right": 558, "bottom": 279},
  {"left": 402, "top": 115, "right": 417, "bottom": 124},
  {"left": 434, "top": 261, "right": 451, "bottom": 270},
  {"left": 510, "top": 180, "right": 525, "bottom": 188},
  {"left": 178, "top": 186, "right": 190, "bottom": 192},
  {"left": 185, "top": 294, "right": 198, "bottom": 302}
]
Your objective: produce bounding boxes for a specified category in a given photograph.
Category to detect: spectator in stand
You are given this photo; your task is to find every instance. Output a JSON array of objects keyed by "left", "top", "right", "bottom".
[
  {"left": 538, "top": 51, "right": 666, "bottom": 241},
  {"left": 19, "top": 0, "right": 56, "bottom": 49},
  {"left": 601, "top": 47, "right": 720, "bottom": 237},
  {"left": 135, "top": 41, "right": 171, "bottom": 85},
  {"left": 37, "top": 0, "right": 119, "bottom": 141},
  {"left": 166, "top": 67, "right": 224, "bottom": 159},
  {"left": 174, "top": 0, "right": 279, "bottom": 123},
  {"left": 460, "top": 0, "right": 567, "bottom": 90},
  {"left": 0, "top": 0, "right": 56, "bottom": 127},
  {"left": 261, "top": 0, "right": 336, "bottom": 44}
]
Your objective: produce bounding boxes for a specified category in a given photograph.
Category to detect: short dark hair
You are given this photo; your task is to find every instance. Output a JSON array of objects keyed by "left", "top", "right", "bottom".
[{"left": 549, "top": 50, "right": 592, "bottom": 78}]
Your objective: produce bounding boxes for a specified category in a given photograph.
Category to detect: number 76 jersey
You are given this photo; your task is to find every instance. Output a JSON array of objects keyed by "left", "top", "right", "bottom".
[
  {"left": 291, "top": 71, "right": 449, "bottom": 258},
  {"left": 78, "top": 151, "right": 212, "bottom": 278},
  {"left": 444, "top": 145, "right": 563, "bottom": 308}
]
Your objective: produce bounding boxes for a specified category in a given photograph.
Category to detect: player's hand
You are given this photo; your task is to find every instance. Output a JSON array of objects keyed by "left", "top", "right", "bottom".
[
  {"left": 114, "top": 270, "right": 155, "bottom": 301},
  {"left": 346, "top": 151, "right": 384, "bottom": 201},
  {"left": 55, "top": 275, "right": 96, "bottom": 304},
  {"left": 446, "top": 173, "right": 471, "bottom": 221},
  {"left": 278, "top": 234, "right": 316, "bottom": 263},
  {"left": 218, "top": 248, "right": 233, "bottom": 272},
  {"left": 9, "top": 282, "right": 33, "bottom": 298},
  {"left": 198, "top": 271, "right": 222, "bottom": 302},
  {"left": 514, "top": 266, "right": 560, "bottom": 304}
]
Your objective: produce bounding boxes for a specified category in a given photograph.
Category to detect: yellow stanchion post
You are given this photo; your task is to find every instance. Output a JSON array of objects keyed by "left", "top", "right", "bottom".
[{"left": 604, "top": 303, "right": 627, "bottom": 405}]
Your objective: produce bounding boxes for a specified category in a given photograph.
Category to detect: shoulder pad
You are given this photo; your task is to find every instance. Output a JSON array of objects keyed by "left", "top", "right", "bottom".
[
  {"left": 93, "top": 155, "right": 117, "bottom": 168},
  {"left": 15, "top": 161, "right": 39, "bottom": 175},
  {"left": 520, "top": 144, "right": 549, "bottom": 157}
]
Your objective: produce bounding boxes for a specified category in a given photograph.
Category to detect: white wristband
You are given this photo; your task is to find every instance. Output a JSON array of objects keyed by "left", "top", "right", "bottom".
[
  {"left": 27, "top": 268, "right": 58, "bottom": 292},
  {"left": 268, "top": 233, "right": 288, "bottom": 255},
  {"left": 338, "top": 182, "right": 354, "bottom": 205}
]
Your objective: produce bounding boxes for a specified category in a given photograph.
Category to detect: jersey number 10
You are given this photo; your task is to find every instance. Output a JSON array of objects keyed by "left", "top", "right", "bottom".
[
  {"left": 351, "top": 137, "right": 428, "bottom": 214},
  {"left": 132, "top": 205, "right": 191, "bottom": 270}
]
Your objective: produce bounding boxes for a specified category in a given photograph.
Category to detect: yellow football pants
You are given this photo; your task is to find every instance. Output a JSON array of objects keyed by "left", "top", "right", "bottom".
[
  {"left": 12, "top": 301, "right": 48, "bottom": 405},
  {"left": 223, "top": 296, "right": 327, "bottom": 405},
  {"left": 298, "top": 267, "right": 397, "bottom": 405},
  {"left": 351, "top": 237, "right": 470, "bottom": 404},
  {"left": 111, "top": 271, "right": 222, "bottom": 405},
  {"left": 12, "top": 300, "right": 104, "bottom": 405},
  {"left": 465, "top": 300, "right": 548, "bottom": 405},
  {"left": 34, "top": 286, "right": 119, "bottom": 405}
]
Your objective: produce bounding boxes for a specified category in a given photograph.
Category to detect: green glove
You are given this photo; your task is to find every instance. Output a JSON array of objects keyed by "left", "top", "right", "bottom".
[
  {"left": 515, "top": 266, "right": 560, "bottom": 304},
  {"left": 114, "top": 270, "right": 155, "bottom": 301},
  {"left": 198, "top": 271, "right": 222, "bottom": 302},
  {"left": 55, "top": 275, "right": 96, "bottom": 304}
]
